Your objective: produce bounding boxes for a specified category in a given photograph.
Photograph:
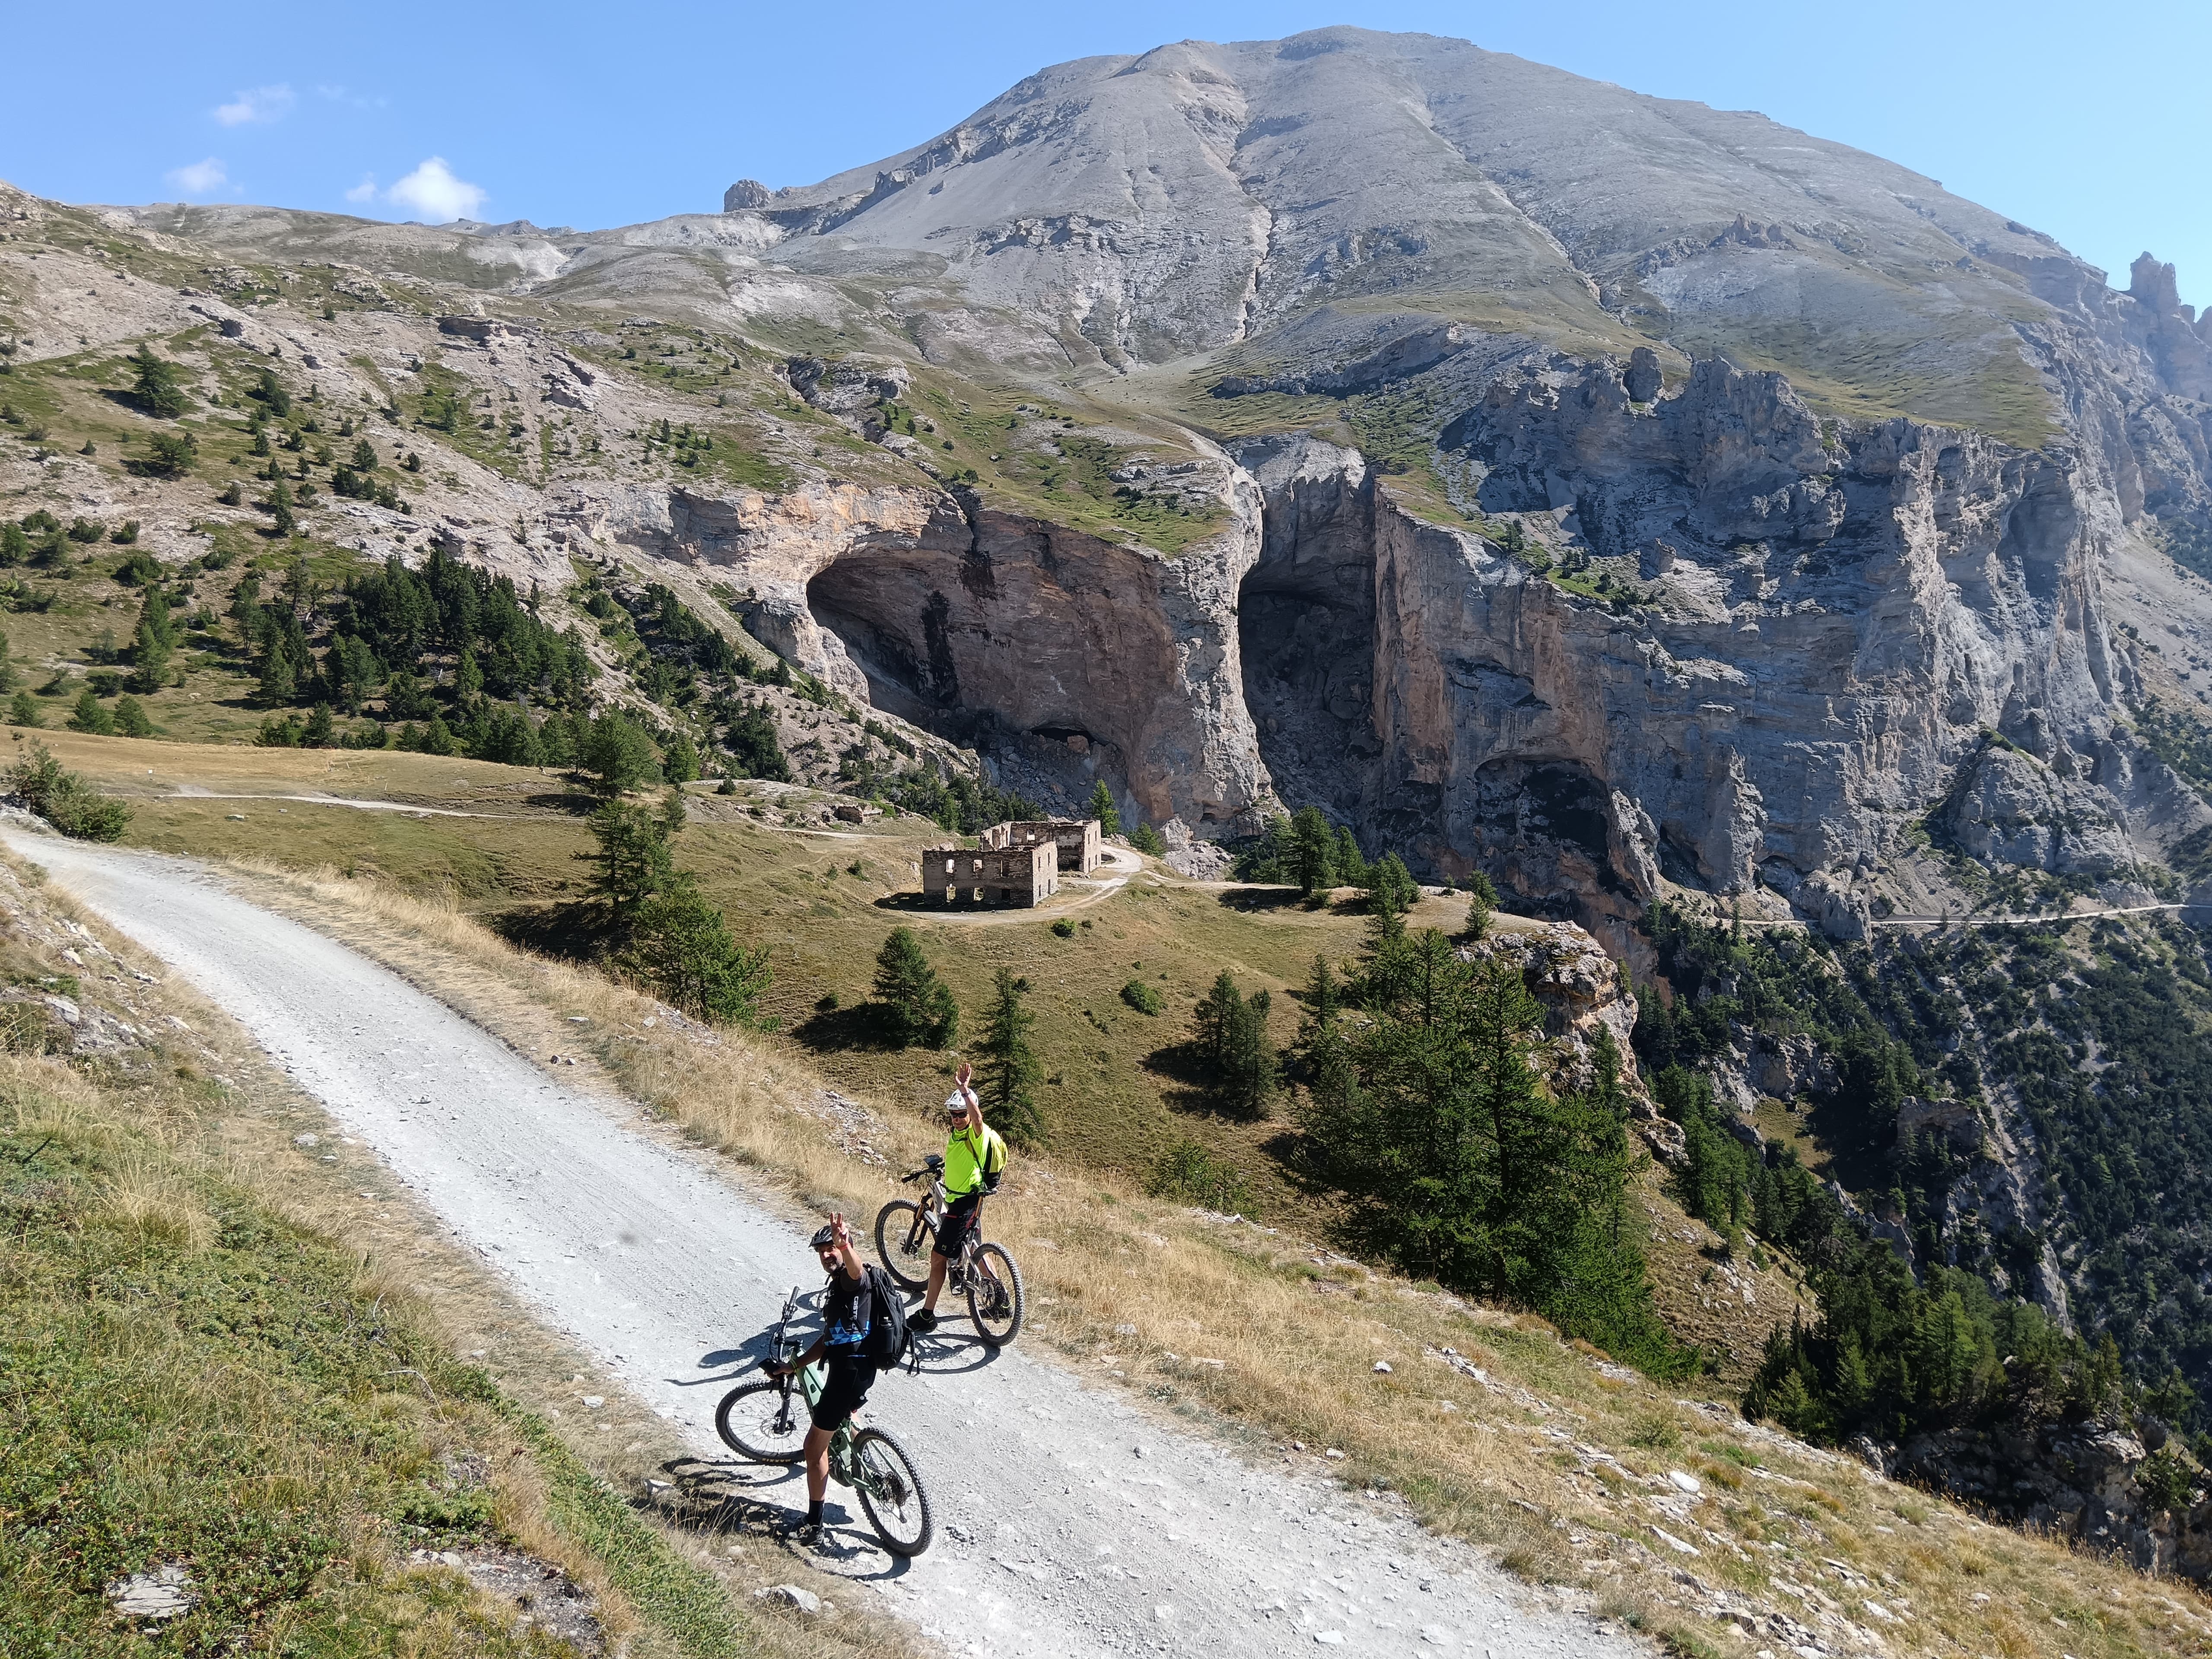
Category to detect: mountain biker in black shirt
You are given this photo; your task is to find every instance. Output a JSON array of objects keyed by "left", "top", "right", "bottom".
[{"left": 771, "top": 1211, "right": 876, "bottom": 1543}]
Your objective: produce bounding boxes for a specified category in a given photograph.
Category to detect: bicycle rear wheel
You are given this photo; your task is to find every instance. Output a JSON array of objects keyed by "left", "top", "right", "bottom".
[
  {"left": 966, "top": 1242, "right": 1025, "bottom": 1347},
  {"left": 852, "top": 1427, "right": 933, "bottom": 1557},
  {"left": 715, "top": 1379, "right": 808, "bottom": 1464},
  {"left": 874, "top": 1200, "right": 932, "bottom": 1291}
]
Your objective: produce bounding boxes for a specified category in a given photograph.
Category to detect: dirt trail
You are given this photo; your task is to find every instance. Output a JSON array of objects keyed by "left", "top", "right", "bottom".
[{"left": 5, "top": 828, "right": 1642, "bottom": 1659}]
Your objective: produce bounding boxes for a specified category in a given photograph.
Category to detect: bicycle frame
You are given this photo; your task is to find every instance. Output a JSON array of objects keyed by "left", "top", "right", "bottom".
[
  {"left": 900, "top": 1174, "right": 1000, "bottom": 1289},
  {"left": 763, "top": 1288, "right": 877, "bottom": 1494}
]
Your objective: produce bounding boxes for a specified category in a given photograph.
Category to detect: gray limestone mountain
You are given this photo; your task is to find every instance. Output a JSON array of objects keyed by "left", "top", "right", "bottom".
[{"left": 42, "top": 24, "right": 2212, "bottom": 946}]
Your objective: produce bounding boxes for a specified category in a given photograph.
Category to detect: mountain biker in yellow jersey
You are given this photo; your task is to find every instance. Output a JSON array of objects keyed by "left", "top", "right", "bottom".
[
  {"left": 770, "top": 1212, "right": 875, "bottom": 1543},
  {"left": 908, "top": 1061, "right": 1006, "bottom": 1334}
]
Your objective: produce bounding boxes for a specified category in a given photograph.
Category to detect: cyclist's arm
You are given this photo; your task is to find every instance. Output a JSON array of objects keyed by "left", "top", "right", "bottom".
[{"left": 777, "top": 1335, "right": 827, "bottom": 1376}]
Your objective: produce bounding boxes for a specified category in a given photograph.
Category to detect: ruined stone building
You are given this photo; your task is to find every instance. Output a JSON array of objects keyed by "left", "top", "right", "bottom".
[
  {"left": 919, "top": 817, "right": 1103, "bottom": 906},
  {"left": 979, "top": 819, "right": 1102, "bottom": 874},
  {"left": 921, "top": 841, "right": 1059, "bottom": 907}
]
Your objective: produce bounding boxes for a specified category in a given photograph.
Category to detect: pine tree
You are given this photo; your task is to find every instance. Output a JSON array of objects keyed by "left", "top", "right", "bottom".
[
  {"left": 661, "top": 729, "right": 700, "bottom": 784},
  {"left": 581, "top": 791, "right": 684, "bottom": 924},
  {"left": 130, "top": 343, "right": 190, "bottom": 419},
  {"left": 67, "top": 688, "right": 114, "bottom": 735},
  {"left": 270, "top": 478, "right": 296, "bottom": 537},
  {"left": 1087, "top": 778, "right": 1120, "bottom": 836},
  {"left": 9, "top": 689, "right": 40, "bottom": 728},
  {"left": 1193, "top": 971, "right": 1275, "bottom": 1118},
  {"left": 0, "top": 524, "right": 29, "bottom": 566},
  {"left": 624, "top": 878, "right": 771, "bottom": 1025},
  {"left": 1464, "top": 870, "right": 1499, "bottom": 939},
  {"left": 113, "top": 695, "right": 153, "bottom": 738},
  {"left": 872, "top": 926, "right": 958, "bottom": 1049},
  {"left": 351, "top": 437, "right": 378, "bottom": 471},
  {"left": 254, "top": 367, "right": 292, "bottom": 418},
  {"left": 257, "top": 640, "right": 297, "bottom": 707},
  {"left": 131, "top": 589, "right": 175, "bottom": 692},
  {"left": 455, "top": 646, "right": 484, "bottom": 706},
  {"left": 1332, "top": 825, "right": 1369, "bottom": 890},
  {"left": 1366, "top": 852, "right": 1418, "bottom": 919},
  {"left": 302, "top": 704, "right": 335, "bottom": 747},
  {"left": 977, "top": 966, "right": 1046, "bottom": 1147},
  {"left": 1290, "top": 805, "right": 1335, "bottom": 898},
  {"left": 581, "top": 710, "right": 660, "bottom": 795}
]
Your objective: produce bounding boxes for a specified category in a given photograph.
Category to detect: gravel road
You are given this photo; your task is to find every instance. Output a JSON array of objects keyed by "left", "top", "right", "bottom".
[{"left": 9, "top": 830, "right": 1643, "bottom": 1659}]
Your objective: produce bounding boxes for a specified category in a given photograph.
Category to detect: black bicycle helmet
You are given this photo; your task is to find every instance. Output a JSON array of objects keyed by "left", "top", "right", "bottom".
[{"left": 809, "top": 1221, "right": 839, "bottom": 1250}]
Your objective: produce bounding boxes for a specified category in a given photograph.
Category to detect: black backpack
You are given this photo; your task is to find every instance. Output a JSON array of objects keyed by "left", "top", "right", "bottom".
[{"left": 858, "top": 1264, "right": 912, "bottom": 1370}]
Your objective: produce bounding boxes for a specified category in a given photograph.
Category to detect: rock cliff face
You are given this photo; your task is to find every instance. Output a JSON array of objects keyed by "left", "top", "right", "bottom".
[
  {"left": 559, "top": 469, "right": 1271, "bottom": 834},
  {"left": 1226, "top": 353, "right": 2212, "bottom": 943}
]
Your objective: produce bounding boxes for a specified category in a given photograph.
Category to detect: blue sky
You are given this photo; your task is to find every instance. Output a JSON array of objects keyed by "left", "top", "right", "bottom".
[{"left": 5, "top": 1, "right": 2205, "bottom": 309}]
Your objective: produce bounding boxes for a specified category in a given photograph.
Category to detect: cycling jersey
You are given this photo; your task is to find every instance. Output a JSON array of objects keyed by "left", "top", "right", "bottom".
[
  {"left": 822, "top": 1271, "right": 872, "bottom": 1353},
  {"left": 943, "top": 1121, "right": 1007, "bottom": 1198}
]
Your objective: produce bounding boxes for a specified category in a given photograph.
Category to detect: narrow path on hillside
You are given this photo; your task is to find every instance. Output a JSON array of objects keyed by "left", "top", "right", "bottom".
[{"left": 2, "top": 828, "right": 1642, "bottom": 1659}]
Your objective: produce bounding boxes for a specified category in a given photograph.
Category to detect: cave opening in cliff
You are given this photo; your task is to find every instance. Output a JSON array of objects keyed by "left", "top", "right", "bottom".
[
  {"left": 1236, "top": 518, "right": 1379, "bottom": 824},
  {"left": 804, "top": 556, "right": 956, "bottom": 729}
]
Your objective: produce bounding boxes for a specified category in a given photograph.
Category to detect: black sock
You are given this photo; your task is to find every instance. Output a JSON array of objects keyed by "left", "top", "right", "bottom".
[{"left": 806, "top": 1500, "right": 823, "bottom": 1525}]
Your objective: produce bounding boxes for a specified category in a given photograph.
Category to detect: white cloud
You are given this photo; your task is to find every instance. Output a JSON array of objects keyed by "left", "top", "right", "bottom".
[
  {"left": 214, "top": 83, "right": 295, "bottom": 127},
  {"left": 316, "top": 84, "right": 387, "bottom": 110},
  {"left": 343, "top": 174, "right": 378, "bottom": 204},
  {"left": 166, "top": 158, "right": 228, "bottom": 197},
  {"left": 385, "top": 157, "right": 486, "bottom": 223}
]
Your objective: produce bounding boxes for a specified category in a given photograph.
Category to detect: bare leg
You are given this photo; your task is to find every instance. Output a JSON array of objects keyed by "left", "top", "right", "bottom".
[
  {"left": 920, "top": 1249, "right": 948, "bottom": 1314},
  {"left": 802, "top": 1424, "right": 832, "bottom": 1504}
]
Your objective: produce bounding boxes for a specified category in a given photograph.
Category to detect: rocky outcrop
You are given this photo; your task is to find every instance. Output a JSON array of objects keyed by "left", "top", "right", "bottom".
[
  {"left": 1886, "top": 1416, "right": 2212, "bottom": 1580},
  {"left": 1937, "top": 742, "right": 2140, "bottom": 877}
]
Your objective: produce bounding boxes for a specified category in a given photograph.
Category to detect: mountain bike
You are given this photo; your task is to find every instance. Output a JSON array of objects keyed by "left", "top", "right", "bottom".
[
  {"left": 873, "top": 1154, "right": 1025, "bottom": 1346},
  {"left": 713, "top": 1285, "right": 934, "bottom": 1557}
]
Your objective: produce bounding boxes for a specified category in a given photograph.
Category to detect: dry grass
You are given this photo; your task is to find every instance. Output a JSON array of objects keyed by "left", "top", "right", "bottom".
[{"left": 226, "top": 858, "right": 2212, "bottom": 1659}]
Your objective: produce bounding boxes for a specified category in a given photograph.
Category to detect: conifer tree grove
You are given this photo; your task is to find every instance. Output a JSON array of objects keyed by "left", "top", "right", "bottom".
[{"left": 1301, "top": 929, "right": 1687, "bottom": 1375}]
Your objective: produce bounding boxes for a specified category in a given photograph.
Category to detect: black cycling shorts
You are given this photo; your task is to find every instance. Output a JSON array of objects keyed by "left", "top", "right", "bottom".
[
  {"left": 810, "top": 1353, "right": 879, "bottom": 1432},
  {"left": 932, "top": 1190, "right": 983, "bottom": 1259}
]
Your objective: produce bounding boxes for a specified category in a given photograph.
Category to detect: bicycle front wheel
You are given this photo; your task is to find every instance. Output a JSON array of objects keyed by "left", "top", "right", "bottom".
[
  {"left": 874, "top": 1200, "right": 932, "bottom": 1291},
  {"left": 715, "top": 1379, "right": 808, "bottom": 1464},
  {"left": 852, "top": 1427, "right": 933, "bottom": 1557},
  {"left": 966, "top": 1242, "right": 1025, "bottom": 1347}
]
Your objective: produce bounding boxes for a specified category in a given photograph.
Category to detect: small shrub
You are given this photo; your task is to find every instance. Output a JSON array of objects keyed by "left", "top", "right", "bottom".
[
  {"left": 1146, "top": 1138, "right": 1252, "bottom": 1213},
  {"left": 112, "top": 550, "right": 163, "bottom": 587},
  {"left": 133, "top": 429, "right": 197, "bottom": 478},
  {"left": 1051, "top": 917, "right": 1076, "bottom": 938},
  {"left": 2141, "top": 1447, "right": 2199, "bottom": 1513},
  {"left": 8, "top": 742, "right": 129, "bottom": 840},
  {"left": 1120, "top": 979, "right": 1163, "bottom": 1015},
  {"left": 110, "top": 519, "right": 140, "bottom": 545}
]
